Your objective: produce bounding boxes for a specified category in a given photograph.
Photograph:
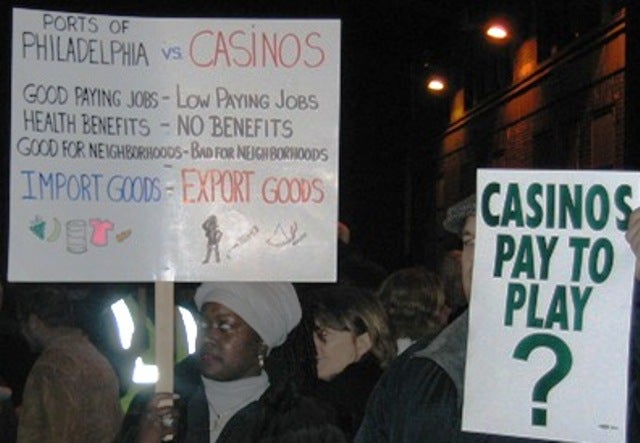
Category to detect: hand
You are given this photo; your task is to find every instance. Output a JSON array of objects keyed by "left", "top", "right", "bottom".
[
  {"left": 137, "top": 392, "right": 180, "bottom": 443},
  {"left": 625, "top": 208, "right": 640, "bottom": 280}
]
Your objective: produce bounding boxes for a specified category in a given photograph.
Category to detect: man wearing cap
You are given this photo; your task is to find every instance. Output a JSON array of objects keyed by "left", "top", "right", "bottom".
[{"left": 356, "top": 196, "right": 640, "bottom": 442}]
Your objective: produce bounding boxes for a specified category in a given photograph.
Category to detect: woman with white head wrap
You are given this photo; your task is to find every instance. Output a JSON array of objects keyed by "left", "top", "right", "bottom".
[
  {"left": 130, "top": 282, "right": 302, "bottom": 443},
  {"left": 194, "top": 281, "right": 302, "bottom": 354}
]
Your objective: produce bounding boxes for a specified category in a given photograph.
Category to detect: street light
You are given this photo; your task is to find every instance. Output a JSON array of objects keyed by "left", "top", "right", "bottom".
[
  {"left": 426, "top": 76, "right": 446, "bottom": 92},
  {"left": 485, "top": 20, "right": 511, "bottom": 42},
  {"left": 425, "top": 16, "right": 513, "bottom": 94}
]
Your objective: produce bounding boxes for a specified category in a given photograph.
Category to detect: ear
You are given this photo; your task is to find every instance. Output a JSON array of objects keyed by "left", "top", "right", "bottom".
[
  {"left": 259, "top": 341, "right": 269, "bottom": 357},
  {"left": 354, "top": 332, "right": 372, "bottom": 360}
]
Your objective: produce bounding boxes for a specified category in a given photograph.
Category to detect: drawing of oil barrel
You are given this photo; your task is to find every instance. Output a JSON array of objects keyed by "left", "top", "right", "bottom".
[{"left": 66, "top": 220, "right": 87, "bottom": 254}]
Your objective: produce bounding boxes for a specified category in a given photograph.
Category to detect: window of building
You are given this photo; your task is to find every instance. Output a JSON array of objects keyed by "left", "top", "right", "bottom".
[{"left": 590, "top": 107, "right": 615, "bottom": 168}]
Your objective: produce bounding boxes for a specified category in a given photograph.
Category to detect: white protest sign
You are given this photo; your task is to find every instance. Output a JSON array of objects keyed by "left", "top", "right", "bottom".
[
  {"left": 9, "top": 8, "right": 340, "bottom": 282},
  {"left": 462, "top": 169, "right": 639, "bottom": 442}
]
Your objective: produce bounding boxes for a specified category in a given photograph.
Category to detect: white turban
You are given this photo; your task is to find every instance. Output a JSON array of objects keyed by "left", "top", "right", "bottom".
[{"left": 194, "top": 282, "right": 302, "bottom": 349}]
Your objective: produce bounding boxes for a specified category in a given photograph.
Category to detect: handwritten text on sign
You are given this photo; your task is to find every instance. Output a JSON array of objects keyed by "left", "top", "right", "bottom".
[{"left": 9, "top": 9, "right": 341, "bottom": 282}]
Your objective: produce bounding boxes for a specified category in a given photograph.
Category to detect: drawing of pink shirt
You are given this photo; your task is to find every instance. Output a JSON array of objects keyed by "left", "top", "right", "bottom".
[{"left": 90, "top": 219, "right": 114, "bottom": 247}]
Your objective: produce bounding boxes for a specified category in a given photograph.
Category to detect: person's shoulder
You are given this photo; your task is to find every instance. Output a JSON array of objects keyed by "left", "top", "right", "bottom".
[
  {"left": 361, "top": 319, "right": 469, "bottom": 407},
  {"left": 375, "top": 344, "right": 443, "bottom": 394},
  {"left": 383, "top": 332, "right": 440, "bottom": 374}
]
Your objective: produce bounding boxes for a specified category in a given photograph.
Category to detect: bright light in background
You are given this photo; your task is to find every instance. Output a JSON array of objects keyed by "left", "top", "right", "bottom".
[
  {"left": 178, "top": 306, "right": 198, "bottom": 354},
  {"left": 485, "top": 22, "right": 510, "bottom": 40},
  {"left": 111, "top": 298, "right": 198, "bottom": 383},
  {"left": 132, "top": 357, "right": 158, "bottom": 384},
  {"left": 111, "top": 299, "right": 135, "bottom": 350},
  {"left": 486, "top": 25, "right": 507, "bottom": 39},
  {"left": 427, "top": 78, "right": 445, "bottom": 92}
]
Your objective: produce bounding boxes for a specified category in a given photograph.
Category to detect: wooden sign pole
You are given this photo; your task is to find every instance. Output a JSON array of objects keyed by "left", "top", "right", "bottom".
[{"left": 154, "top": 281, "right": 175, "bottom": 394}]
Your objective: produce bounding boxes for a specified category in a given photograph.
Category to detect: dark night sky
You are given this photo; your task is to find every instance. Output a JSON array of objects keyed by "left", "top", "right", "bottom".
[{"left": 1, "top": 1, "right": 468, "bottom": 274}]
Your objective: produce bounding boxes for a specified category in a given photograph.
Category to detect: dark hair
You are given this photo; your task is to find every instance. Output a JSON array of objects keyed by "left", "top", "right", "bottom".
[
  {"left": 375, "top": 267, "right": 447, "bottom": 340},
  {"left": 15, "top": 284, "right": 83, "bottom": 327},
  {"left": 309, "top": 285, "right": 396, "bottom": 368}
]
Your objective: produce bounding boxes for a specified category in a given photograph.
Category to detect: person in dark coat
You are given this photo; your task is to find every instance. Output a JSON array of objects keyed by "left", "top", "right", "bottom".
[
  {"left": 255, "top": 376, "right": 348, "bottom": 443},
  {"left": 117, "top": 281, "right": 304, "bottom": 443},
  {"left": 307, "top": 285, "right": 396, "bottom": 439},
  {"left": 355, "top": 196, "right": 640, "bottom": 443}
]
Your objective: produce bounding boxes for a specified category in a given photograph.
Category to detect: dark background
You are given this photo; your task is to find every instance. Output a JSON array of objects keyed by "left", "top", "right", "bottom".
[{"left": 1, "top": 1, "right": 470, "bottom": 277}]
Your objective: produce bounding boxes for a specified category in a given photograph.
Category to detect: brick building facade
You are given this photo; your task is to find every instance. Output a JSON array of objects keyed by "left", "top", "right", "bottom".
[{"left": 412, "top": 4, "right": 634, "bottom": 268}]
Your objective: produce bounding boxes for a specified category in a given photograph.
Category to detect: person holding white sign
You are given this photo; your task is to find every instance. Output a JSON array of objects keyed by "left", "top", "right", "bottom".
[
  {"left": 626, "top": 208, "right": 640, "bottom": 443},
  {"left": 355, "top": 196, "right": 640, "bottom": 442},
  {"left": 119, "top": 281, "right": 340, "bottom": 443}
]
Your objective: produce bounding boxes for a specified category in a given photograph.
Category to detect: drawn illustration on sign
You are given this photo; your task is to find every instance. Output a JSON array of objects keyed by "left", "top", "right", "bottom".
[
  {"left": 29, "top": 217, "right": 63, "bottom": 243},
  {"left": 9, "top": 10, "right": 339, "bottom": 282},
  {"left": 202, "top": 214, "right": 223, "bottom": 264},
  {"left": 266, "top": 221, "right": 307, "bottom": 247},
  {"left": 47, "top": 217, "right": 62, "bottom": 242},
  {"left": 90, "top": 218, "right": 114, "bottom": 247},
  {"left": 116, "top": 229, "right": 132, "bottom": 243},
  {"left": 29, "top": 215, "right": 45, "bottom": 240},
  {"left": 226, "top": 225, "right": 259, "bottom": 259},
  {"left": 66, "top": 219, "right": 87, "bottom": 254},
  {"left": 29, "top": 214, "right": 129, "bottom": 251}
]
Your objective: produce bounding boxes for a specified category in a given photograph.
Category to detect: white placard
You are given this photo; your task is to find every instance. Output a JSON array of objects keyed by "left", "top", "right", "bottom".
[
  {"left": 463, "top": 169, "right": 639, "bottom": 442},
  {"left": 9, "top": 8, "right": 340, "bottom": 282}
]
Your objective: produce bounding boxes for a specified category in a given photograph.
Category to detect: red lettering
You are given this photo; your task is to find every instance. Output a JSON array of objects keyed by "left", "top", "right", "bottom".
[
  {"left": 189, "top": 30, "right": 215, "bottom": 67},
  {"left": 311, "top": 178, "right": 325, "bottom": 203},
  {"left": 181, "top": 167, "right": 254, "bottom": 204},
  {"left": 279, "top": 33, "right": 302, "bottom": 68},
  {"left": 304, "top": 32, "right": 325, "bottom": 68},
  {"left": 189, "top": 28, "right": 327, "bottom": 69},
  {"left": 181, "top": 168, "right": 198, "bottom": 203},
  {"left": 261, "top": 176, "right": 325, "bottom": 204}
]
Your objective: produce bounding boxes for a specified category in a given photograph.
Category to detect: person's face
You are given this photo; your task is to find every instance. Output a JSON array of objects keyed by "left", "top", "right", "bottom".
[
  {"left": 313, "top": 323, "right": 370, "bottom": 381},
  {"left": 197, "top": 302, "right": 263, "bottom": 381},
  {"left": 461, "top": 215, "right": 476, "bottom": 301}
]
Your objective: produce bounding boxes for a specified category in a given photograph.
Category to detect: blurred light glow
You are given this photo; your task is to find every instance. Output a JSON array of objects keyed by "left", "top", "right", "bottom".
[
  {"left": 486, "top": 24, "right": 509, "bottom": 40},
  {"left": 427, "top": 78, "right": 445, "bottom": 91},
  {"left": 178, "top": 306, "right": 198, "bottom": 354},
  {"left": 132, "top": 357, "right": 158, "bottom": 384},
  {"left": 111, "top": 299, "right": 134, "bottom": 350}
]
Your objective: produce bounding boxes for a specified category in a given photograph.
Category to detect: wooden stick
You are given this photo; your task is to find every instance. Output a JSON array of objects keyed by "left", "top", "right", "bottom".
[{"left": 155, "top": 281, "right": 175, "bottom": 394}]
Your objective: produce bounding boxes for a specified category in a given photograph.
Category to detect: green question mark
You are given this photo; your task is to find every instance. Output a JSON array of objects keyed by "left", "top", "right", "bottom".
[{"left": 513, "top": 333, "right": 573, "bottom": 426}]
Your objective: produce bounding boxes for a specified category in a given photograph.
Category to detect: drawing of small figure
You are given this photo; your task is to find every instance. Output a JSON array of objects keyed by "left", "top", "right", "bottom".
[{"left": 202, "top": 214, "right": 223, "bottom": 264}]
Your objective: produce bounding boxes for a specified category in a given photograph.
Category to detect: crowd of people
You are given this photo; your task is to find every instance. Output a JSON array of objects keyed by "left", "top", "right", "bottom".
[{"left": 0, "top": 196, "right": 639, "bottom": 442}]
